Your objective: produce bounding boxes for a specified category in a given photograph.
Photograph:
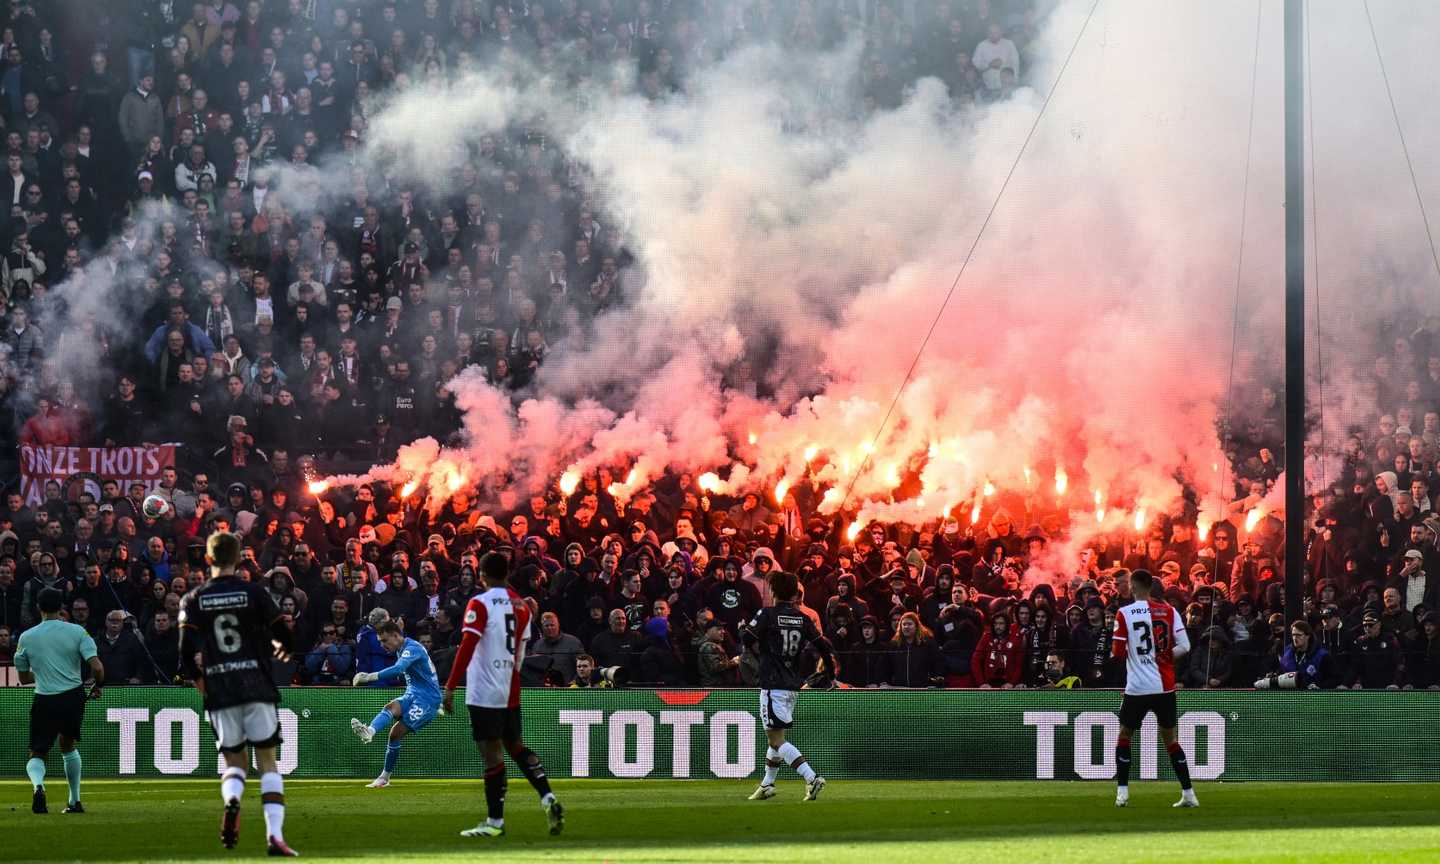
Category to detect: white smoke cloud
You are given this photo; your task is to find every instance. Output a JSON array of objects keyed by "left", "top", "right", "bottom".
[{"left": 308, "top": 0, "right": 1440, "bottom": 536}]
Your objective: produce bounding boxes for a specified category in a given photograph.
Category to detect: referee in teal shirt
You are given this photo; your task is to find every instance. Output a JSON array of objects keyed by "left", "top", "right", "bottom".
[{"left": 14, "top": 588, "right": 104, "bottom": 814}]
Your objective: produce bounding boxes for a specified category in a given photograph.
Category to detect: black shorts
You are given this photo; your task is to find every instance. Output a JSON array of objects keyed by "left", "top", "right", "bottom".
[
  {"left": 30, "top": 687, "right": 87, "bottom": 754},
  {"left": 1118, "top": 691, "right": 1178, "bottom": 729},
  {"left": 468, "top": 705, "right": 523, "bottom": 743}
]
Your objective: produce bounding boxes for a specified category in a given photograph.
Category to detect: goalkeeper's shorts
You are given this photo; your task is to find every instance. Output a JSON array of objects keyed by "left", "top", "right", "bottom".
[{"left": 396, "top": 694, "right": 441, "bottom": 732}]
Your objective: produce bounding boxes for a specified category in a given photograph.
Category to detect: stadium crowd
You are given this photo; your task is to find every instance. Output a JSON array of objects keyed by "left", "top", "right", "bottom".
[{"left": 0, "top": 1, "right": 1435, "bottom": 694}]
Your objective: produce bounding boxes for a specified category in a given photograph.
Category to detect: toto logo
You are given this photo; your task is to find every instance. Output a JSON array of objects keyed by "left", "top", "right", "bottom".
[
  {"left": 1022, "top": 711, "right": 1226, "bottom": 780},
  {"left": 105, "top": 708, "right": 301, "bottom": 775},
  {"left": 558, "top": 710, "right": 758, "bottom": 779}
]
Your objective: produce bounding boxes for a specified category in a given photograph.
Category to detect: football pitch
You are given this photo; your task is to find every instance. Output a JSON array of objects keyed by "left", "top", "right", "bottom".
[{"left": 4, "top": 779, "right": 1438, "bottom": 862}]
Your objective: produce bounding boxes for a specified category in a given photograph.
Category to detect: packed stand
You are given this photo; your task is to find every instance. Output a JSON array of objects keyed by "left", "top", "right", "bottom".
[{"left": 0, "top": 1, "right": 1431, "bottom": 692}]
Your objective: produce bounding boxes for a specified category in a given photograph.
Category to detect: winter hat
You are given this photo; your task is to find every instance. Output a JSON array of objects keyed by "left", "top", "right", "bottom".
[{"left": 642, "top": 616, "right": 670, "bottom": 646}]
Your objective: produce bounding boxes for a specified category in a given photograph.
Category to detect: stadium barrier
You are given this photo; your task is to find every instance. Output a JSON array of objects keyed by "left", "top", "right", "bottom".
[{"left": 4, "top": 687, "right": 1436, "bottom": 781}]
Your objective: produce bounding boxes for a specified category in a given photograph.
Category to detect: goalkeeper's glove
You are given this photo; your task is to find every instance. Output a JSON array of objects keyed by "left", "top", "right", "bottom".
[{"left": 352, "top": 672, "right": 377, "bottom": 686}]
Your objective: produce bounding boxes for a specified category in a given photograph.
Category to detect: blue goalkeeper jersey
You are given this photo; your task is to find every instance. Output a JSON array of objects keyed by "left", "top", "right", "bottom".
[{"left": 375, "top": 638, "right": 442, "bottom": 706}]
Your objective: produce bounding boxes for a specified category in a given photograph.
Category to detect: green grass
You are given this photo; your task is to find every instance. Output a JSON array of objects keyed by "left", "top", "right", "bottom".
[{"left": 3, "top": 779, "right": 1438, "bottom": 863}]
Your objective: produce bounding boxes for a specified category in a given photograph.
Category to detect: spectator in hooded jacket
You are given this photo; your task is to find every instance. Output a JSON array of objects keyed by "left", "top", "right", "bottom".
[
  {"left": 971, "top": 607, "right": 1022, "bottom": 688},
  {"left": 1405, "top": 612, "right": 1440, "bottom": 689},
  {"left": 840, "top": 614, "right": 892, "bottom": 688}
]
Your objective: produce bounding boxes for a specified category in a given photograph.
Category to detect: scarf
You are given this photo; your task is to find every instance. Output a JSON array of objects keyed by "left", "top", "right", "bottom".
[{"left": 205, "top": 304, "right": 234, "bottom": 345}]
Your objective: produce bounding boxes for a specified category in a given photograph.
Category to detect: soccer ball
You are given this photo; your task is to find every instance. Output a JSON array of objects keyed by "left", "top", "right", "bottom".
[{"left": 142, "top": 494, "right": 172, "bottom": 520}]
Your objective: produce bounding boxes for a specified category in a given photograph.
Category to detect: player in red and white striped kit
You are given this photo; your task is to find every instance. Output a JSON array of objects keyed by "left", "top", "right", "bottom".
[
  {"left": 1110, "top": 569, "right": 1198, "bottom": 809},
  {"left": 442, "top": 551, "right": 565, "bottom": 838}
]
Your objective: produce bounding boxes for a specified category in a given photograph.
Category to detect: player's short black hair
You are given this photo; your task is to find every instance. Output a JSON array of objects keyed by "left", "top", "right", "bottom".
[
  {"left": 768, "top": 570, "right": 799, "bottom": 602},
  {"left": 376, "top": 620, "right": 403, "bottom": 637},
  {"left": 1130, "top": 569, "right": 1155, "bottom": 592},
  {"left": 37, "top": 587, "right": 63, "bottom": 614},
  {"left": 480, "top": 550, "right": 510, "bottom": 584}
]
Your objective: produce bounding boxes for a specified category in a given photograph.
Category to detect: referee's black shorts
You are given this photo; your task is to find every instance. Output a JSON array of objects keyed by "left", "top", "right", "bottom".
[
  {"left": 1118, "top": 691, "right": 1178, "bottom": 730},
  {"left": 30, "top": 687, "right": 87, "bottom": 755},
  {"left": 468, "top": 705, "right": 523, "bottom": 743}
]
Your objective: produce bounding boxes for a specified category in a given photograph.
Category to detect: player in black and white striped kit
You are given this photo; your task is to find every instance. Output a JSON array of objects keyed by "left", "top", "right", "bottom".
[{"left": 741, "top": 570, "right": 837, "bottom": 802}]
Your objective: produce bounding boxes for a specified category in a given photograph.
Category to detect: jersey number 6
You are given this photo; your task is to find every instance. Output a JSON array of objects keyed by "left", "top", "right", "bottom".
[{"left": 214, "top": 613, "right": 243, "bottom": 654}]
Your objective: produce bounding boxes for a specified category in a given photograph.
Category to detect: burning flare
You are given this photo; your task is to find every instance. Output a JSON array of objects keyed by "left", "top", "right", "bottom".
[
  {"left": 1198, "top": 516, "right": 1213, "bottom": 541},
  {"left": 1094, "top": 490, "right": 1105, "bottom": 524},
  {"left": 803, "top": 444, "right": 820, "bottom": 463},
  {"left": 970, "top": 499, "right": 983, "bottom": 525},
  {"left": 846, "top": 520, "right": 863, "bottom": 542},
  {"left": 447, "top": 471, "right": 465, "bottom": 493},
  {"left": 1054, "top": 466, "right": 1069, "bottom": 497},
  {"left": 1133, "top": 507, "right": 1147, "bottom": 531},
  {"left": 747, "top": 431, "right": 758, "bottom": 446},
  {"left": 983, "top": 481, "right": 996, "bottom": 497},
  {"left": 1245, "top": 506, "right": 1264, "bottom": 534},
  {"left": 400, "top": 479, "right": 419, "bottom": 498},
  {"left": 698, "top": 472, "right": 721, "bottom": 494},
  {"left": 559, "top": 470, "right": 581, "bottom": 497},
  {"left": 774, "top": 478, "right": 791, "bottom": 504},
  {"left": 307, "top": 480, "right": 330, "bottom": 496}
]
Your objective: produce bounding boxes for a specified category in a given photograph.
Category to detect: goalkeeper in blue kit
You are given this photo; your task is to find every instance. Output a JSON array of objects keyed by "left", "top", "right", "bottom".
[{"left": 350, "top": 621, "right": 443, "bottom": 787}]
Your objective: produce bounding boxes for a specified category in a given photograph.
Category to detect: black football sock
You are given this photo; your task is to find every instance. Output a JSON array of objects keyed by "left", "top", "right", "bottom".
[
  {"left": 509, "top": 746, "right": 553, "bottom": 799},
  {"left": 1167, "top": 741, "right": 1193, "bottom": 791},
  {"left": 483, "top": 763, "right": 508, "bottom": 821},
  {"left": 1115, "top": 736, "right": 1131, "bottom": 788}
]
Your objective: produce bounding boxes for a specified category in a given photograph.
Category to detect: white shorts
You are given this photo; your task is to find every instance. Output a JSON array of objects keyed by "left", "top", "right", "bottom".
[
  {"left": 207, "top": 702, "right": 282, "bottom": 753},
  {"left": 759, "top": 689, "right": 797, "bottom": 730}
]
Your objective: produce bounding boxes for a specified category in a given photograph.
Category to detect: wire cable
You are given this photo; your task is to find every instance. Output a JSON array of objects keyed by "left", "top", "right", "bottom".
[
  {"left": 835, "top": 0, "right": 1104, "bottom": 518},
  {"left": 1208, "top": 0, "right": 1265, "bottom": 687},
  {"left": 1362, "top": 0, "right": 1440, "bottom": 287},
  {"left": 1305, "top": 0, "right": 1327, "bottom": 491}
]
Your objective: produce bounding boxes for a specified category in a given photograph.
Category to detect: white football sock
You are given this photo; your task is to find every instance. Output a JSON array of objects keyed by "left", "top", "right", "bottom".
[
  {"left": 221, "top": 767, "right": 246, "bottom": 805},
  {"left": 777, "top": 742, "right": 816, "bottom": 782},
  {"left": 762, "top": 748, "right": 782, "bottom": 785},
  {"left": 260, "top": 772, "right": 285, "bottom": 841}
]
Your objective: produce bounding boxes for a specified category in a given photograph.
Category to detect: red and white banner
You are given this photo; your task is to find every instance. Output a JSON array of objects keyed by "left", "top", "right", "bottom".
[{"left": 18, "top": 444, "right": 178, "bottom": 507}]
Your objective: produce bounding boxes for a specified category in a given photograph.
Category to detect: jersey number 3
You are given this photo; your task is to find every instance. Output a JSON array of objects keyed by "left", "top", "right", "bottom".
[
  {"left": 214, "top": 613, "right": 243, "bottom": 654},
  {"left": 1132, "top": 620, "right": 1169, "bottom": 656}
]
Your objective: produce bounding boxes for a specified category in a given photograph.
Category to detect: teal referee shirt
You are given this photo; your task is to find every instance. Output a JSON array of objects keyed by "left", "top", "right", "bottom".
[{"left": 14, "top": 620, "right": 98, "bottom": 695}]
